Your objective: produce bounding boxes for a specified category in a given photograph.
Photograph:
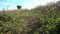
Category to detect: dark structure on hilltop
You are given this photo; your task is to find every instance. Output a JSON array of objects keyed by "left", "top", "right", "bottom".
[{"left": 17, "top": 5, "right": 22, "bottom": 9}]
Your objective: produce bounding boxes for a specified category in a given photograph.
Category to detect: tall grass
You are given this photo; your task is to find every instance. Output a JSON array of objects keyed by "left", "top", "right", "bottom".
[{"left": 0, "top": 1, "right": 60, "bottom": 34}]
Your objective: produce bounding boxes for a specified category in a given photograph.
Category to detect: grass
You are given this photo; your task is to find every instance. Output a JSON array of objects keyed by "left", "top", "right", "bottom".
[{"left": 0, "top": 1, "right": 60, "bottom": 34}]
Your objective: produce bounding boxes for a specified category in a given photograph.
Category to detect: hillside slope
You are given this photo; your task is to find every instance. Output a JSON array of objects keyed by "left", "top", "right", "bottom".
[{"left": 0, "top": 1, "right": 60, "bottom": 34}]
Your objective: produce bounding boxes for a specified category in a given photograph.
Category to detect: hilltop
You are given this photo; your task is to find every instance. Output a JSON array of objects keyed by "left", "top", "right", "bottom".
[{"left": 0, "top": 1, "right": 60, "bottom": 34}]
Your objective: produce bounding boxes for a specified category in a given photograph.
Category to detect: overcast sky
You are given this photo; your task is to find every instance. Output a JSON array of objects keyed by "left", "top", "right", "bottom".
[{"left": 0, "top": 0, "right": 59, "bottom": 10}]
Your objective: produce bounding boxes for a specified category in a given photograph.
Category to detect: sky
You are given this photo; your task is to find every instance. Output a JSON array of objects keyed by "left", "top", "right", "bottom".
[{"left": 0, "top": 0, "right": 59, "bottom": 10}]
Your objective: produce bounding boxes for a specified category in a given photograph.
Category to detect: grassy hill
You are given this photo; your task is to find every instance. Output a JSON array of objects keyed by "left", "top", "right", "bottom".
[{"left": 0, "top": 1, "right": 60, "bottom": 34}]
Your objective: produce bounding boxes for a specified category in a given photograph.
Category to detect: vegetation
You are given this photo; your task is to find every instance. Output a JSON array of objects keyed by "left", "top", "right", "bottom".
[{"left": 0, "top": 1, "right": 60, "bottom": 34}]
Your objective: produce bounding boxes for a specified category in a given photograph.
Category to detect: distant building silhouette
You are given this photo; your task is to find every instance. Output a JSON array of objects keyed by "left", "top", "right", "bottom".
[{"left": 17, "top": 5, "right": 22, "bottom": 9}]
